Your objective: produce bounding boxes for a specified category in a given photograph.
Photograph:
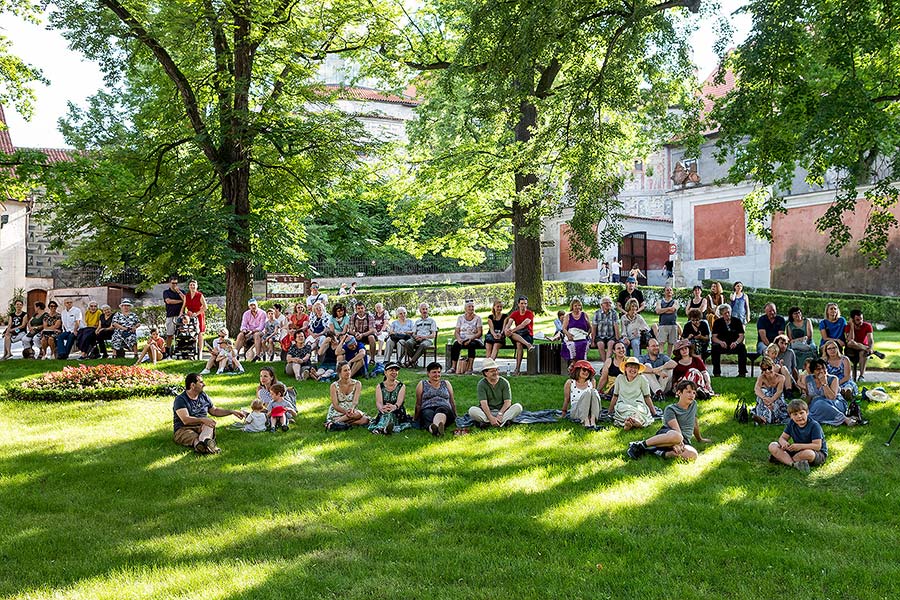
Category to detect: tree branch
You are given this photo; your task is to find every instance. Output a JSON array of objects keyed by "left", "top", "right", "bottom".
[
  {"left": 100, "top": 0, "right": 219, "bottom": 167},
  {"left": 872, "top": 94, "right": 900, "bottom": 103}
]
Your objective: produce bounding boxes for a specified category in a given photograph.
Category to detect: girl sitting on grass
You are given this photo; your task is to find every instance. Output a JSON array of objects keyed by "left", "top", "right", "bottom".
[
  {"left": 752, "top": 356, "right": 787, "bottom": 425},
  {"left": 135, "top": 328, "right": 166, "bottom": 366}
]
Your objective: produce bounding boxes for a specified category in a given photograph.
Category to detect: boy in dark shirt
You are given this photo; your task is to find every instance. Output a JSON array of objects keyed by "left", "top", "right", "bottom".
[{"left": 768, "top": 399, "right": 827, "bottom": 473}]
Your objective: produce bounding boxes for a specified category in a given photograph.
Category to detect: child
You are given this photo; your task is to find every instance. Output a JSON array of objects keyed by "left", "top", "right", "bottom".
[
  {"left": 752, "top": 356, "right": 788, "bottom": 425},
  {"left": 550, "top": 311, "right": 566, "bottom": 341},
  {"left": 266, "top": 382, "right": 290, "bottom": 432},
  {"left": 216, "top": 338, "right": 244, "bottom": 374},
  {"left": 768, "top": 399, "right": 827, "bottom": 473},
  {"left": 627, "top": 379, "right": 712, "bottom": 460},
  {"left": 608, "top": 356, "right": 657, "bottom": 430},
  {"left": 262, "top": 308, "right": 281, "bottom": 361},
  {"left": 240, "top": 400, "right": 268, "bottom": 433},
  {"left": 135, "top": 328, "right": 166, "bottom": 365}
]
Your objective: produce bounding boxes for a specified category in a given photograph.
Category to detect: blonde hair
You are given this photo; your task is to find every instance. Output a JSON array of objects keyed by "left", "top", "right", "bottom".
[{"left": 251, "top": 399, "right": 265, "bottom": 412}]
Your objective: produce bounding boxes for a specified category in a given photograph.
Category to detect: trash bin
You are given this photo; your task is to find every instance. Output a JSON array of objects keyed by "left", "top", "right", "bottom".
[{"left": 527, "top": 343, "right": 562, "bottom": 375}]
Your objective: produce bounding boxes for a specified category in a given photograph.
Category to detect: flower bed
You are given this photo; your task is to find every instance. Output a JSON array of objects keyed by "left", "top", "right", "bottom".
[{"left": 5, "top": 364, "right": 181, "bottom": 403}]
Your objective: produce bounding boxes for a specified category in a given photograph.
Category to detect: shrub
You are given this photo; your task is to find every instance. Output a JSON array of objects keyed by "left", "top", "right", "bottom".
[{"left": 5, "top": 364, "right": 181, "bottom": 403}]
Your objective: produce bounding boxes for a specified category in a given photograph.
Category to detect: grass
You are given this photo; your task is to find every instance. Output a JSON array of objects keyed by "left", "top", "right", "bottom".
[{"left": 2, "top": 358, "right": 900, "bottom": 599}]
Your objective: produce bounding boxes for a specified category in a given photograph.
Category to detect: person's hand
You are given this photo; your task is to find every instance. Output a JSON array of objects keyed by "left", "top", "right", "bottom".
[
  {"left": 778, "top": 438, "right": 790, "bottom": 450},
  {"left": 233, "top": 410, "right": 247, "bottom": 419},
  {"left": 201, "top": 417, "right": 217, "bottom": 427},
  {"left": 786, "top": 443, "right": 799, "bottom": 452},
  {"left": 489, "top": 415, "right": 500, "bottom": 427},
  {"left": 560, "top": 410, "right": 567, "bottom": 419},
  {"left": 671, "top": 443, "right": 685, "bottom": 456}
]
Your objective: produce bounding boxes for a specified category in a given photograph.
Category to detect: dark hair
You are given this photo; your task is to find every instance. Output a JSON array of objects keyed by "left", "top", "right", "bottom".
[
  {"left": 259, "top": 366, "right": 277, "bottom": 386},
  {"left": 150, "top": 328, "right": 159, "bottom": 334},
  {"left": 687, "top": 308, "right": 702, "bottom": 320},
  {"left": 22, "top": 347, "right": 35, "bottom": 359},
  {"left": 517, "top": 296, "right": 527, "bottom": 302},
  {"left": 809, "top": 358, "right": 827, "bottom": 373},
  {"left": 425, "top": 361, "right": 442, "bottom": 372},
  {"left": 674, "top": 379, "right": 697, "bottom": 393},
  {"left": 733, "top": 281, "right": 743, "bottom": 290},
  {"left": 331, "top": 303, "right": 345, "bottom": 317},
  {"left": 294, "top": 330, "right": 304, "bottom": 340},
  {"left": 337, "top": 360, "right": 350, "bottom": 373},
  {"left": 356, "top": 300, "right": 366, "bottom": 307},
  {"left": 270, "top": 382, "right": 287, "bottom": 396},
  {"left": 849, "top": 309, "right": 862, "bottom": 318},
  {"left": 787, "top": 306, "right": 802, "bottom": 321},
  {"left": 185, "top": 373, "right": 201, "bottom": 389},
  {"left": 34, "top": 301, "right": 45, "bottom": 310},
  {"left": 787, "top": 399, "right": 809, "bottom": 414},
  {"left": 692, "top": 285, "right": 702, "bottom": 292},
  {"left": 47, "top": 301, "right": 58, "bottom": 307},
  {"left": 273, "top": 303, "right": 283, "bottom": 312}
]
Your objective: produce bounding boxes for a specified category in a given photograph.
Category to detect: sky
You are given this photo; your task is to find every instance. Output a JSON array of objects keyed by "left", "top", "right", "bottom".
[{"left": 1, "top": 1, "right": 752, "bottom": 149}]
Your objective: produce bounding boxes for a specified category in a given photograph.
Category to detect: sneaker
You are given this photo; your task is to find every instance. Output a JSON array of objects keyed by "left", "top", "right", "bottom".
[
  {"left": 200, "top": 369, "right": 210, "bottom": 375},
  {"left": 204, "top": 438, "right": 220, "bottom": 454},
  {"left": 281, "top": 425, "right": 289, "bottom": 432},
  {"left": 873, "top": 351, "right": 886, "bottom": 360},
  {"left": 792, "top": 460, "right": 810, "bottom": 473},
  {"left": 626, "top": 441, "right": 645, "bottom": 460},
  {"left": 385, "top": 422, "right": 394, "bottom": 435},
  {"left": 446, "top": 368, "right": 456, "bottom": 374},
  {"left": 216, "top": 369, "right": 224, "bottom": 375},
  {"left": 856, "top": 374, "right": 866, "bottom": 382}
]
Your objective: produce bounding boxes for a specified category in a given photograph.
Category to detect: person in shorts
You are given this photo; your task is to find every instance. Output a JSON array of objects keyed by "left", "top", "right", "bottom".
[
  {"left": 653, "top": 285, "right": 680, "bottom": 356},
  {"left": 627, "top": 379, "right": 712, "bottom": 460},
  {"left": 173, "top": 373, "right": 246, "bottom": 454},
  {"left": 767, "top": 399, "right": 827, "bottom": 473},
  {"left": 504, "top": 296, "right": 535, "bottom": 376},
  {"left": 591, "top": 296, "right": 619, "bottom": 362}
]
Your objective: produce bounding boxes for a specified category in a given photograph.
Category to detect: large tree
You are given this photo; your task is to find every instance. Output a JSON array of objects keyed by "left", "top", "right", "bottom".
[
  {"left": 711, "top": 0, "right": 900, "bottom": 265},
  {"left": 40, "top": 0, "right": 396, "bottom": 332},
  {"left": 384, "top": 0, "right": 708, "bottom": 311}
]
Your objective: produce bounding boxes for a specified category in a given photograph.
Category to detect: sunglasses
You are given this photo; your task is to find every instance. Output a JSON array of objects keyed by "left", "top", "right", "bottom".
[{"left": 761, "top": 366, "right": 772, "bottom": 371}]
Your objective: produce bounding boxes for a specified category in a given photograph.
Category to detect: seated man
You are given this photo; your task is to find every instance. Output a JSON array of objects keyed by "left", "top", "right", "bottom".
[
  {"left": 401, "top": 302, "right": 438, "bottom": 367},
  {"left": 504, "top": 296, "right": 535, "bottom": 375},
  {"left": 756, "top": 302, "right": 786, "bottom": 355},
  {"left": 173, "top": 372, "right": 245, "bottom": 454},
  {"left": 348, "top": 300, "right": 377, "bottom": 364},
  {"left": 639, "top": 338, "right": 676, "bottom": 404},
  {"left": 843, "top": 309, "right": 885, "bottom": 381},
  {"left": 57, "top": 298, "right": 83, "bottom": 360},
  {"left": 681, "top": 308, "right": 711, "bottom": 359},
  {"left": 468, "top": 358, "right": 523, "bottom": 427},
  {"left": 235, "top": 298, "right": 266, "bottom": 360},
  {"left": 711, "top": 304, "right": 747, "bottom": 377},
  {"left": 2, "top": 299, "right": 28, "bottom": 360},
  {"left": 341, "top": 334, "right": 368, "bottom": 378},
  {"left": 616, "top": 277, "right": 646, "bottom": 314}
]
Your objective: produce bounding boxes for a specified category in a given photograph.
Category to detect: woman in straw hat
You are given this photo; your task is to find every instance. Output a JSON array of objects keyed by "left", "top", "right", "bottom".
[{"left": 608, "top": 356, "right": 657, "bottom": 430}]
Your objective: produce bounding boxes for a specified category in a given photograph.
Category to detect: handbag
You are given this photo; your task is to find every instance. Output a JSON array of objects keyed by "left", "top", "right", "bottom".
[
  {"left": 390, "top": 333, "right": 411, "bottom": 342},
  {"left": 734, "top": 399, "right": 749, "bottom": 424}
]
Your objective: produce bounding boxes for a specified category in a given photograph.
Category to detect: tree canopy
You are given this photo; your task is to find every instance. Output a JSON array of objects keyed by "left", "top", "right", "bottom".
[
  {"left": 712, "top": 0, "right": 900, "bottom": 265},
  {"left": 38, "top": 0, "right": 399, "bottom": 331},
  {"left": 384, "top": 0, "right": 708, "bottom": 310}
]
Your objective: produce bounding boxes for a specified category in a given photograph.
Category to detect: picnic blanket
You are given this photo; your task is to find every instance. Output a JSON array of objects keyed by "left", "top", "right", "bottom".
[{"left": 454, "top": 408, "right": 563, "bottom": 428}]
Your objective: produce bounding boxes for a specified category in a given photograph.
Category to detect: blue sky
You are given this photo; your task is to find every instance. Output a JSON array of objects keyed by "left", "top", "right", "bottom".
[{"left": 2, "top": 1, "right": 751, "bottom": 148}]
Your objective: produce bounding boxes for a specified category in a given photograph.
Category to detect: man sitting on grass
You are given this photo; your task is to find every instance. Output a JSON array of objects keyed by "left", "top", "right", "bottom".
[
  {"left": 173, "top": 373, "right": 246, "bottom": 454},
  {"left": 468, "top": 358, "right": 523, "bottom": 427},
  {"left": 627, "top": 379, "right": 711, "bottom": 461}
]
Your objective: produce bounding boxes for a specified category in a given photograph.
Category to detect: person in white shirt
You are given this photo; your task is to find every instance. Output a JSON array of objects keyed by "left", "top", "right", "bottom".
[
  {"left": 305, "top": 281, "right": 328, "bottom": 309},
  {"left": 57, "top": 298, "right": 83, "bottom": 359},
  {"left": 611, "top": 258, "right": 622, "bottom": 283}
]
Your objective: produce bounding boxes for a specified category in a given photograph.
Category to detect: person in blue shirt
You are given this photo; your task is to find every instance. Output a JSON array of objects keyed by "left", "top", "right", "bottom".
[{"left": 767, "top": 398, "right": 827, "bottom": 473}]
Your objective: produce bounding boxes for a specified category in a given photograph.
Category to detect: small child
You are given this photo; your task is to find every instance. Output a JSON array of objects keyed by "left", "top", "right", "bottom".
[
  {"left": 627, "top": 379, "right": 712, "bottom": 460},
  {"left": 135, "top": 328, "right": 166, "bottom": 365},
  {"left": 768, "top": 399, "right": 827, "bottom": 473},
  {"left": 241, "top": 400, "right": 268, "bottom": 432},
  {"left": 262, "top": 308, "right": 281, "bottom": 361},
  {"left": 550, "top": 311, "right": 566, "bottom": 341},
  {"left": 266, "top": 382, "right": 289, "bottom": 432},
  {"left": 216, "top": 338, "right": 244, "bottom": 374}
]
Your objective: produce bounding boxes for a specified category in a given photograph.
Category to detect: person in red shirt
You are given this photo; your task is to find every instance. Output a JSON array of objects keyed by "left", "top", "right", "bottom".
[
  {"left": 504, "top": 296, "right": 535, "bottom": 375},
  {"left": 844, "top": 309, "right": 885, "bottom": 381}
]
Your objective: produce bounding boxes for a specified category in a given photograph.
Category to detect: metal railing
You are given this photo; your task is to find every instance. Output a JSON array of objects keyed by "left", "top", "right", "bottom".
[{"left": 52, "top": 266, "right": 144, "bottom": 288}]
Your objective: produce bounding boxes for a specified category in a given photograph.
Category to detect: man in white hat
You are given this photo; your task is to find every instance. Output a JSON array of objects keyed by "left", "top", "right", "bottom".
[{"left": 468, "top": 358, "right": 523, "bottom": 427}]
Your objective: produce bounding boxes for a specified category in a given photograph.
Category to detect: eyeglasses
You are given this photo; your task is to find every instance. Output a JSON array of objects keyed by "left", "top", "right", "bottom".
[{"left": 761, "top": 366, "right": 772, "bottom": 371}]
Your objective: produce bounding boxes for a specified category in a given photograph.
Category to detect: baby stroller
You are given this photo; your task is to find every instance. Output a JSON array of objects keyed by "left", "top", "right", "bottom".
[{"left": 172, "top": 314, "right": 200, "bottom": 360}]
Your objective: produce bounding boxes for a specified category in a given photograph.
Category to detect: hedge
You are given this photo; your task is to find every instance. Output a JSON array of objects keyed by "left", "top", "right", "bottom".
[{"left": 5, "top": 384, "right": 178, "bottom": 403}]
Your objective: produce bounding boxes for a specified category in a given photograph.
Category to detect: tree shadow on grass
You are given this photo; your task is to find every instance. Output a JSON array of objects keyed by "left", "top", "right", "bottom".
[{"left": 1, "top": 389, "right": 899, "bottom": 599}]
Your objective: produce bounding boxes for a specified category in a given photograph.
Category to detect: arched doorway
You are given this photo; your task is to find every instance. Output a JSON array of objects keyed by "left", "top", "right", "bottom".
[
  {"left": 26, "top": 288, "right": 47, "bottom": 310},
  {"left": 619, "top": 232, "right": 648, "bottom": 285}
]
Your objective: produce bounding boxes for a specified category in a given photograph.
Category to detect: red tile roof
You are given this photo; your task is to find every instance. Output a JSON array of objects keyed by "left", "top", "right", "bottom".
[
  {"left": 324, "top": 85, "right": 420, "bottom": 107},
  {"left": 699, "top": 67, "right": 736, "bottom": 135},
  {"left": 0, "top": 104, "right": 15, "bottom": 154},
  {"left": 18, "top": 147, "right": 74, "bottom": 163}
]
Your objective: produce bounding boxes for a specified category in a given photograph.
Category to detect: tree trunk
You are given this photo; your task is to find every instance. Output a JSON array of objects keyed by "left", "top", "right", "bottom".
[
  {"left": 512, "top": 99, "right": 544, "bottom": 312},
  {"left": 223, "top": 163, "right": 252, "bottom": 335}
]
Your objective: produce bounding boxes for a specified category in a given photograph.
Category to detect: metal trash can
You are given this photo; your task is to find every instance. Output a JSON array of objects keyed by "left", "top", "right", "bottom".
[{"left": 526, "top": 343, "right": 562, "bottom": 375}]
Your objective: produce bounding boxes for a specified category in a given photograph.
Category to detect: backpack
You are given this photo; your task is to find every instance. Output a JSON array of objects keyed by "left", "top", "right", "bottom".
[{"left": 734, "top": 399, "right": 749, "bottom": 424}]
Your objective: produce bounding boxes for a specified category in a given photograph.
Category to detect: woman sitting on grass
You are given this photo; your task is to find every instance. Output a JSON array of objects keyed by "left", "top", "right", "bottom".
[
  {"left": 135, "top": 328, "right": 166, "bottom": 366},
  {"left": 326, "top": 361, "right": 369, "bottom": 430},
  {"left": 752, "top": 356, "right": 787, "bottom": 425},
  {"left": 608, "top": 356, "right": 657, "bottom": 430},
  {"left": 596, "top": 340, "right": 628, "bottom": 394},
  {"left": 671, "top": 339, "right": 715, "bottom": 398},
  {"left": 799, "top": 358, "right": 858, "bottom": 427},
  {"left": 414, "top": 361, "right": 457, "bottom": 436},
  {"left": 561, "top": 359, "right": 603, "bottom": 430},
  {"left": 257, "top": 366, "right": 296, "bottom": 419},
  {"left": 822, "top": 340, "right": 858, "bottom": 401},
  {"left": 368, "top": 362, "right": 412, "bottom": 435}
]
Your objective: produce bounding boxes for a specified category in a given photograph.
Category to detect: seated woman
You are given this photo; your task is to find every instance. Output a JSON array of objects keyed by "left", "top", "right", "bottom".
[
  {"left": 671, "top": 339, "right": 715, "bottom": 397},
  {"left": 800, "top": 358, "right": 858, "bottom": 426},
  {"left": 111, "top": 300, "right": 140, "bottom": 358},
  {"left": 414, "top": 361, "right": 457, "bottom": 436},
  {"left": 384, "top": 306, "right": 414, "bottom": 364},
  {"left": 135, "top": 327, "right": 166, "bottom": 365},
  {"left": 561, "top": 359, "right": 603, "bottom": 429},
  {"left": 329, "top": 303, "right": 350, "bottom": 337},
  {"left": 784, "top": 306, "right": 817, "bottom": 365},
  {"left": 284, "top": 331, "right": 314, "bottom": 379},
  {"left": 619, "top": 298, "right": 649, "bottom": 357},
  {"left": 94, "top": 304, "right": 115, "bottom": 359},
  {"left": 681, "top": 308, "right": 711, "bottom": 358},
  {"left": 752, "top": 356, "right": 787, "bottom": 425},
  {"left": 822, "top": 340, "right": 858, "bottom": 401},
  {"left": 484, "top": 300, "right": 507, "bottom": 360},
  {"left": 608, "top": 356, "right": 657, "bottom": 430},
  {"left": 372, "top": 302, "right": 391, "bottom": 358},
  {"left": 596, "top": 340, "right": 628, "bottom": 394},
  {"left": 40, "top": 300, "right": 62, "bottom": 359},
  {"left": 818, "top": 302, "right": 846, "bottom": 351},
  {"left": 368, "top": 362, "right": 413, "bottom": 434},
  {"left": 23, "top": 301, "right": 46, "bottom": 357},
  {"left": 200, "top": 327, "right": 230, "bottom": 374},
  {"left": 306, "top": 301, "right": 331, "bottom": 348},
  {"left": 448, "top": 300, "right": 484, "bottom": 375},
  {"left": 326, "top": 361, "right": 369, "bottom": 429},
  {"left": 765, "top": 341, "right": 797, "bottom": 396},
  {"left": 560, "top": 298, "right": 591, "bottom": 366}
]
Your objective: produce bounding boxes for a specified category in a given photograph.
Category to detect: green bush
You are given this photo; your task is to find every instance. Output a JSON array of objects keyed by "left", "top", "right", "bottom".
[{"left": 5, "top": 364, "right": 181, "bottom": 403}]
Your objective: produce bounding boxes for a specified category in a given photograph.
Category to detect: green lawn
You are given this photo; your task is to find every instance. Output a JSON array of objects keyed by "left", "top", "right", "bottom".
[{"left": 2, "top": 359, "right": 900, "bottom": 599}]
